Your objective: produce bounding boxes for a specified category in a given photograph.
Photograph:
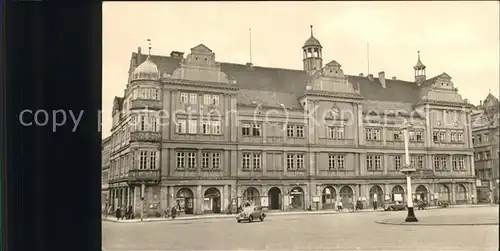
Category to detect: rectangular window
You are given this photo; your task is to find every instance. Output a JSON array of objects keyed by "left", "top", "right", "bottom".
[
  {"left": 242, "top": 153, "right": 251, "bottom": 169},
  {"left": 287, "top": 125, "right": 294, "bottom": 137},
  {"left": 140, "top": 151, "right": 147, "bottom": 170},
  {"left": 433, "top": 132, "right": 439, "bottom": 142},
  {"left": 452, "top": 156, "right": 458, "bottom": 170},
  {"left": 188, "top": 120, "right": 197, "bottom": 134},
  {"left": 409, "top": 131, "right": 415, "bottom": 141},
  {"left": 242, "top": 124, "right": 251, "bottom": 136},
  {"left": 212, "top": 153, "right": 221, "bottom": 169},
  {"left": 252, "top": 154, "right": 261, "bottom": 169},
  {"left": 212, "top": 121, "right": 221, "bottom": 135},
  {"left": 337, "top": 155, "right": 345, "bottom": 169},
  {"left": 328, "top": 154, "right": 335, "bottom": 169},
  {"left": 187, "top": 152, "right": 196, "bottom": 169},
  {"left": 365, "top": 128, "right": 380, "bottom": 140},
  {"left": 450, "top": 132, "right": 457, "bottom": 142},
  {"left": 189, "top": 93, "right": 197, "bottom": 104},
  {"left": 287, "top": 154, "right": 294, "bottom": 170},
  {"left": 366, "top": 155, "right": 374, "bottom": 170},
  {"left": 394, "top": 156, "right": 402, "bottom": 170},
  {"left": 440, "top": 156, "right": 447, "bottom": 169},
  {"left": 202, "top": 152, "right": 210, "bottom": 169},
  {"left": 176, "top": 152, "right": 185, "bottom": 169},
  {"left": 477, "top": 135, "right": 482, "bottom": 143},
  {"left": 202, "top": 121, "right": 211, "bottom": 135},
  {"left": 180, "top": 93, "right": 188, "bottom": 104},
  {"left": 439, "top": 132, "right": 446, "bottom": 142},
  {"left": 154, "top": 89, "right": 160, "bottom": 100},
  {"left": 252, "top": 124, "right": 261, "bottom": 136},
  {"left": 204, "top": 94, "right": 211, "bottom": 105},
  {"left": 296, "top": 154, "right": 305, "bottom": 169},
  {"left": 335, "top": 127, "right": 345, "bottom": 139},
  {"left": 484, "top": 134, "right": 489, "bottom": 142},
  {"left": 140, "top": 115, "right": 146, "bottom": 131},
  {"left": 296, "top": 126, "right": 304, "bottom": 138},
  {"left": 374, "top": 155, "right": 382, "bottom": 170},
  {"left": 416, "top": 131, "right": 423, "bottom": 141},
  {"left": 328, "top": 127, "right": 335, "bottom": 139},
  {"left": 457, "top": 132, "right": 464, "bottom": 142},
  {"left": 149, "top": 151, "right": 157, "bottom": 169},
  {"left": 212, "top": 95, "right": 220, "bottom": 105},
  {"left": 176, "top": 120, "right": 186, "bottom": 134},
  {"left": 417, "top": 156, "right": 424, "bottom": 169},
  {"left": 433, "top": 156, "right": 440, "bottom": 169}
]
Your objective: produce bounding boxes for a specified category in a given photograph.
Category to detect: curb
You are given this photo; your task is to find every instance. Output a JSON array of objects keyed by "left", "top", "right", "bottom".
[
  {"left": 102, "top": 204, "right": 496, "bottom": 224},
  {"left": 375, "top": 220, "right": 499, "bottom": 226}
]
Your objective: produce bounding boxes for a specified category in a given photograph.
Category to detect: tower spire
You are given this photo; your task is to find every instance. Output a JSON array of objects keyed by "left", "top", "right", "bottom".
[{"left": 310, "top": 25, "right": 313, "bottom": 37}]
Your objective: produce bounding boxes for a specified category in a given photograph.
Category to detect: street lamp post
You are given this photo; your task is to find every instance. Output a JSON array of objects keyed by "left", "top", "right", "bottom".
[
  {"left": 140, "top": 183, "right": 145, "bottom": 221},
  {"left": 399, "top": 120, "right": 418, "bottom": 222}
]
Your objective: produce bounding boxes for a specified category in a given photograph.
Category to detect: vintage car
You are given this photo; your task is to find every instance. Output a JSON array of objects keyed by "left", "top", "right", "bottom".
[
  {"left": 236, "top": 206, "right": 266, "bottom": 223},
  {"left": 383, "top": 201, "right": 408, "bottom": 211}
]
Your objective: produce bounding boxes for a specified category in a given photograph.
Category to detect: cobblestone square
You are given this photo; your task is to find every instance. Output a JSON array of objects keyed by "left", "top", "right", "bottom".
[{"left": 103, "top": 206, "right": 498, "bottom": 250}]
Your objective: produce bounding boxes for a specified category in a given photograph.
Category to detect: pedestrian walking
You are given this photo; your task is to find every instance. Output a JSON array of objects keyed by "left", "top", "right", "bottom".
[
  {"left": 171, "top": 205, "right": 177, "bottom": 219},
  {"left": 115, "top": 207, "right": 122, "bottom": 220},
  {"left": 373, "top": 201, "right": 378, "bottom": 211}
]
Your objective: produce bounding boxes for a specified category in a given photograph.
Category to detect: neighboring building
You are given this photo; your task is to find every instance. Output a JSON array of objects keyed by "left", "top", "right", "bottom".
[
  {"left": 471, "top": 93, "right": 499, "bottom": 203},
  {"left": 103, "top": 27, "right": 476, "bottom": 217},
  {"left": 101, "top": 136, "right": 111, "bottom": 212}
]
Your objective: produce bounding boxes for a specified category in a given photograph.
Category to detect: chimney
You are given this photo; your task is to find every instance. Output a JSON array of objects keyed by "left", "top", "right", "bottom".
[
  {"left": 359, "top": 73, "right": 364, "bottom": 77},
  {"left": 392, "top": 77, "right": 397, "bottom": 80},
  {"left": 136, "top": 47, "right": 142, "bottom": 65},
  {"left": 246, "top": 62, "right": 253, "bottom": 67},
  {"left": 367, "top": 74, "right": 374, "bottom": 82},
  {"left": 378, "top": 71, "right": 386, "bottom": 88},
  {"left": 170, "top": 51, "right": 185, "bottom": 59}
]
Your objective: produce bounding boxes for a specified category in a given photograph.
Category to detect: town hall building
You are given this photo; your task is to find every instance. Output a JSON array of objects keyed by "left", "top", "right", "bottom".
[{"left": 103, "top": 26, "right": 477, "bottom": 217}]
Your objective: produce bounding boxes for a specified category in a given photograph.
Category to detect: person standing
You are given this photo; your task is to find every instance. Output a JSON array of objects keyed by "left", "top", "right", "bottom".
[{"left": 115, "top": 207, "right": 122, "bottom": 221}]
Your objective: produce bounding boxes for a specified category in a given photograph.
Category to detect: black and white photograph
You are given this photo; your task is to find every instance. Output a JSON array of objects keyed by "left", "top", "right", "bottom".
[{"left": 101, "top": 2, "right": 499, "bottom": 250}]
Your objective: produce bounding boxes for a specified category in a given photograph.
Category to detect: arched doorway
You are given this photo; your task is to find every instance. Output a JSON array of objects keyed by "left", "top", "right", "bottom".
[
  {"left": 322, "top": 186, "right": 337, "bottom": 209},
  {"left": 289, "top": 187, "right": 305, "bottom": 210},
  {"left": 391, "top": 185, "right": 405, "bottom": 202},
  {"left": 268, "top": 187, "right": 281, "bottom": 210},
  {"left": 455, "top": 184, "right": 468, "bottom": 204},
  {"left": 339, "top": 186, "right": 354, "bottom": 207},
  {"left": 243, "top": 187, "right": 261, "bottom": 206},
  {"left": 369, "top": 185, "right": 383, "bottom": 207},
  {"left": 204, "top": 187, "right": 221, "bottom": 213},
  {"left": 438, "top": 184, "right": 450, "bottom": 202},
  {"left": 176, "top": 188, "right": 194, "bottom": 214},
  {"left": 415, "top": 185, "right": 428, "bottom": 202}
]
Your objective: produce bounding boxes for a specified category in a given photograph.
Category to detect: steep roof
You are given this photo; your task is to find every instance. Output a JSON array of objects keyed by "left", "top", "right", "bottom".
[{"left": 132, "top": 53, "right": 429, "bottom": 105}]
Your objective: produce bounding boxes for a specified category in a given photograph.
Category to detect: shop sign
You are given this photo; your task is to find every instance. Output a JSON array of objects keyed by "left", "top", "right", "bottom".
[
  {"left": 261, "top": 197, "right": 269, "bottom": 207},
  {"left": 290, "top": 189, "right": 302, "bottom": 195},
  {"left": 312, "top": 196, "right": 320, "bottom": 202}
]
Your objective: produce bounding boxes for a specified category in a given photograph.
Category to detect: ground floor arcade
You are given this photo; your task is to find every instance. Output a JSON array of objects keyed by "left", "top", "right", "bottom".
[{"left": 105, "top": 179, "right": 476, "bottom": 217}]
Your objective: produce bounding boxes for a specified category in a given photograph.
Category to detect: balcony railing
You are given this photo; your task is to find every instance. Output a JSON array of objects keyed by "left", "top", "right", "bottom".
[
  {"left": 130, "top": 131, "right": 161, "bottom": 142},
  {"left": 130, "top": 99, "right": 162, "bottom": 110},
  {"left": 127, "top": 169, "right": 160, "bottom": 185}
]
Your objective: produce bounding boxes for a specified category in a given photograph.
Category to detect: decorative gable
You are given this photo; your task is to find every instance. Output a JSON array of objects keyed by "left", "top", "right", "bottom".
[
  {"left": 419, "top": 72, "right": 466, "bottom": 104},
  {"left": 170, "top": 44, "right": 230, "bottom": 84},
  {"left": 309, "top": 59, "right": 357, "bottom": 94}
]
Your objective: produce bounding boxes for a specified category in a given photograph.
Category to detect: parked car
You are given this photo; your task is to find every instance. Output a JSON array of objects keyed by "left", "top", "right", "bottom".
[
  {"left": 236, "top": 206, "right": 266, "bottom": 223},
  {"left": 384, "top": 201, "right": 407, "bottom": 211}
]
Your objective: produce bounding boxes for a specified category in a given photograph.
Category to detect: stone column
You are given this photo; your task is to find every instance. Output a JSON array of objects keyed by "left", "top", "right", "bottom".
[
  {"left": 449, "top": 154, "right": 453, "bottom": 171},
  {"left": 382, "top": 126, "right": 387, "bottom": 146},
  {"left": 196, "top": 185, "right": 202, "bottom": 214},
  {"left": 121, "top": 187, "right": 126, "bottom": 208},
  {"left": 469, "top": 155, "right": 476, "bottom": 177},
  {"left": 160, "top": 186, "right": 168, "bottom": 211},
  {"left": 304, "top": 185, "right": 310, "bottom": 210}
]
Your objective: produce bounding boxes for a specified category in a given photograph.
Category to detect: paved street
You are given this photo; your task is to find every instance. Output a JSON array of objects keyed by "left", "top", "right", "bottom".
[{"left": 103, "top": 206, "right": 499, "bottom": 251}]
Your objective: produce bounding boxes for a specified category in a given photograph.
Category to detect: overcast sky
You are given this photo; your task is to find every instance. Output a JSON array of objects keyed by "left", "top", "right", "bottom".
[{"left": 103, "top": 1, "right": 499, "bottom": 138}]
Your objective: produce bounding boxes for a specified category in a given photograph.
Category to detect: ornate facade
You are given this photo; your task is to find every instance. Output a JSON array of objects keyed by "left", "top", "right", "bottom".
[
  {"left": 103, "top": 28, "right": 476, "bottom": 217},
  {"left": 471, "top": 93, "right": 499, "bottom": 203}
]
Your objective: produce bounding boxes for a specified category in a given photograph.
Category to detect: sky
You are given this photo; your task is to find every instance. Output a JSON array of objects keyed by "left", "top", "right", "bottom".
[{"left": 103, "top": 1, "right": 499, "bottom": 138}]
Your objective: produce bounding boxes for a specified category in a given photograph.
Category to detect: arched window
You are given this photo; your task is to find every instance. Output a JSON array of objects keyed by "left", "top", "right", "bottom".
[
  {"left": 438, "top": 184, "right": 450, "bottom": 202},
  {"left": 243, "top": 187, "right": 260, "bottom": 206},
  {"left": 455, "top": 184, "right": 467, "bottom": 204}
]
